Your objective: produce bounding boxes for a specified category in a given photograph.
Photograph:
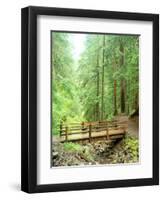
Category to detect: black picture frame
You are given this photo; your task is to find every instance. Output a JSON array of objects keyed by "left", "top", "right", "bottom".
[{"left": 21, "top": 6, "right": 159, "bottom": 193}]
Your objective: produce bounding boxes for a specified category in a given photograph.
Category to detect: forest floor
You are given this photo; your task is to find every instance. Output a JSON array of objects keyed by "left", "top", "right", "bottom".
[
  {"left": 128, "top": 116, "right": 139, "bottom": 138},
  {"left": 114, "top": 114, "right": 139, "bottom": 138},
  {"left": 52, "top": 115, "right": 139, "bottom": 167}
]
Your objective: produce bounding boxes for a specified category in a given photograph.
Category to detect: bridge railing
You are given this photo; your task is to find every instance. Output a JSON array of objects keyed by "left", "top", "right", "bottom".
[{"left": 58, "top": 120, "right": 128, "bottom": 142}]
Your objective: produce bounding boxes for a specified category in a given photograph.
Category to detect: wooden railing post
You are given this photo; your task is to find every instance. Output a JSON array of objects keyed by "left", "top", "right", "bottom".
[
  {"left": 65, "top": 126, "right": 68, "bottom": 141},
  {"left": 106, "top": 127, "right": 109, "bottom": 140},
  {"left": 89, "top": 124, "right": 92, "bottom": 142},
  {"left": 60, "top": 121, "right": 63, "bottom": 137},
  {"left": 81, "top": 121, "right": 84, "bottom": 131}
]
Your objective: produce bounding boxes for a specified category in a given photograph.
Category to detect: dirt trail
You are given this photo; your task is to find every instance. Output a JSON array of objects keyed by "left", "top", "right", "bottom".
[
  {"left": 128, "top": 116, "right": 139, "bottom": 138},
  {"left": 114, "top": 114, "right": 139, "bottom": 138}
]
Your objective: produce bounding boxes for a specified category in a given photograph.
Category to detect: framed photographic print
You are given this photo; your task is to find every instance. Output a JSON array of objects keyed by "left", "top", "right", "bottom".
[{"left": 21, "top": 6, "right": 159, "bottom": 193}]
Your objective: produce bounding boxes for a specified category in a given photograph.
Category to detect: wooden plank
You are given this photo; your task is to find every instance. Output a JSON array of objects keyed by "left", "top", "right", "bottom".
[
  {"left": 61, "top": 129, "right": 89, "bottom": 136},
  {"left": 61, "top": 121, "right": 127, "bottom": 127},
  {"left": 109, "top": 135, "right": 124, "bottom": 139},
  {"left": 61, "top": 124, "right": 115, "bottom": 130},
  {"left": 106, "top": 128, "right": 109, "bottom": 139},
  {"left": 109, "top": 129, "right": 125, "bottom": 136},
  {"left": 65, "top": 126, "right": 68, "bottom": 141},
  {"left": 60, "top": 129, "right": 125, "bottom": 142},
  {"left": 61, "top": 127, "right": 125, "bottom": 135},
  {"left": 59, "top": 121, "right": 62, "bottom": 137},
  {"left": 61, "top": 125, "right": 86, "bottom": 129},
  {"left": 60, "top": 119, "right": 127, "bottom": 126},
  {"left": 61, "top": 123, "right": 127, "bottom": 129},
  {"left": 61, "top": 127, "right": 88, "bottom": 132},
  {"left": 89, "top": 124, "right": 92, "bottom": 142}
]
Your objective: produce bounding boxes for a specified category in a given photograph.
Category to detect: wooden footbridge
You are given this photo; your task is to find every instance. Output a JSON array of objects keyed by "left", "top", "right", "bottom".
[{"left": 59, "top": 119, "right": 128, "bottom": 142}]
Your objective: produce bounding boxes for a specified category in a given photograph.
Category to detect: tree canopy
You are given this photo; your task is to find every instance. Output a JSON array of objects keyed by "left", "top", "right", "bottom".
[{"left": 51, "top": 32, "right": 139, "bottom": 135}]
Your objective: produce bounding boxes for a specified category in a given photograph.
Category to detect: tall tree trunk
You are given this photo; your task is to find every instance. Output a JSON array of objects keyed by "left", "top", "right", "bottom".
[
  {"left": 113, "top": 59, "right": 117, "bottom": 115},
  {"left": 101, "top": 35, "right": 105, "bottom": 120},
  {"left": 94, "top": 105, "right": 96, "bottom": 121},
  {"left": 134, "top": 90, "right": 139, "bottom": 111},
  {"left": 113, "top": 80, "right": 117, "bottom": 115},
  {"left": 96, "top": 50, "right": 100, "bottom": 121},
  {"left": 119, "top": 41, "right": 126, "bottom": 113},
  {"left": 134, "top": 75, "right": 139, "bottom": 111},
  {"left": 126, "top": 79, "right": 130, "bottom": 115}
]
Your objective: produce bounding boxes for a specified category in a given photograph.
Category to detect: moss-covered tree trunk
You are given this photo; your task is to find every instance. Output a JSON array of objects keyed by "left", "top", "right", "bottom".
[
  {"left": 119, "top": 41, "right": 126, "bottom": 113},
  {"left": 101, "top": 35, "right": 106, "bottom": 120}
]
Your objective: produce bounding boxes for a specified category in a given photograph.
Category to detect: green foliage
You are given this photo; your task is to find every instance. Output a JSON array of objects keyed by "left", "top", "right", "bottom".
[
  {"left": 78, "top": 34, "right": 139, "bottom": 120},
  {"left": 51, "top": 32, "right": 85, "bottom": 135},
  {"left": 64, "top": 142, "right": 83, "bottom": 152},
  {"left": 123, "top": 136, "right": 139, "bottom": 162},
  {"left": 63, "top": 142, "right": 94, "bottom": 162},
  {"left": 51, "top": 32, "right": 139, "bottom": 135}
]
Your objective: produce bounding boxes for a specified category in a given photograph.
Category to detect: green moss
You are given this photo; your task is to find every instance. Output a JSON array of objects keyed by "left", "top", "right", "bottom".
[
  {"left": 63, "top": 142, "right": 94, "bottom": 162},
  {"left": 63, "top": 142, "right": 83, "bottom": 152},
  {"left": 123, "top": 136, "right": 139, "bottom": 162}
]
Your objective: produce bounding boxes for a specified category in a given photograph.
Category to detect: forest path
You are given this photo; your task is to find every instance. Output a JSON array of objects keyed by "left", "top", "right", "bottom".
[
  {"left": 114, "top": 114, "right": 139, "bottom": 138},
  {"left": 128, "top": 116, "right": 139, "bottom": 138}
]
